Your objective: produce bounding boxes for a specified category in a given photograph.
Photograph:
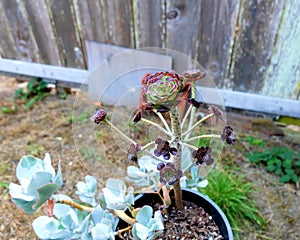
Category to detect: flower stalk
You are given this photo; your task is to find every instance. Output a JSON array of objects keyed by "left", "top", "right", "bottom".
[{"left": 169, "top": 107, "right": 183, "bottom": 210}]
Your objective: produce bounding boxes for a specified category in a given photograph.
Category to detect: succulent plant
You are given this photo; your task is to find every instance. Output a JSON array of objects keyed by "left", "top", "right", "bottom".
[{"left": 9, "top": 69, "right": 235, "bottom": 240}]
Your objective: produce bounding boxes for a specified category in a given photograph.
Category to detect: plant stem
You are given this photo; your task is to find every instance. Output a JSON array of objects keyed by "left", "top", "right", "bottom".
[
  {"left": 115, "top": 225, "right": 132, "bottom": 237},
  {"left": 141, "top": 118, "right": 172, "bottom": 136},
  {"left": 180, "top": 104, "right": 193, "bottom": 128},
  {"left": 180, "top": 141, "right": 198, "bottom": 151},
  {"left": 155, "top": 111, "right": 171, "bottom": 133},
  {"left": 56, "top": 199, "right": 94, "bottom": 213},
  {"left": 169, "top": 107, "right": 183, "bottom": 210},
  {"left": 141, "top": 140, "right": 155, "bottom": 151},
  {"left": 182, "top": 113, "right": 214, "bottom": 137},
  {"left": 184, "top": 134, "right": 221, "bottom": 142},
  {"left": 104, "top": 118, "right": 136, "bottom": 145},
  {"left": 111, "top": 209, "right": 136, "bottom": 225},
  {"left": 104, "top": 119, "right": 168, "bottom": 162},
  {"left": 184, "top": 82, "right": 197, "bottom": 140}
]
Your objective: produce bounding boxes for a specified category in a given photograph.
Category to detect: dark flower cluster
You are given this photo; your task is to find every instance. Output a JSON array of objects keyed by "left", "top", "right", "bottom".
[
  {"left": 221, "top": 125, "right": 235, "bottom": 145},
  {"left": 91, "top": 108, "right": 107, "bottom": 124},
  {"left": 157, "top": 162, "right": 183, "bottom": 185},
  {"left": 192, "top": 146, "right": 214, "bottom": 165},
  {"left": 127, "top": 143, "right": 141, "bottom": 162},
  {"left": 154, "top": 138, "right": 178, "bottom": 160}
]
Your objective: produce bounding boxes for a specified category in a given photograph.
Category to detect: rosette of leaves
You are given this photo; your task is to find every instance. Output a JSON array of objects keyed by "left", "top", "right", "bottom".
[
  {"left": 132, "top": 71, "right": 191, "bottom": 119},
  {"left": 9, "top": 154, "right": 62, "bottom": 214}
]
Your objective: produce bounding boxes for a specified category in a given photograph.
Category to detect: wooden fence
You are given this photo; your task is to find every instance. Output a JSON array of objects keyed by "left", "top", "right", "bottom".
[{"left": 0, "top": 0, "right": 299, "bottom": 101}]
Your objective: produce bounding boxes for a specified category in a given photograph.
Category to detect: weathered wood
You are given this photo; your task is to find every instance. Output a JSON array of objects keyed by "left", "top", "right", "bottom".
[
  {"left": 23, "top": 0, "right": 62, "bottom": 65},
  {"left": 198, "top": 0, "right": 240, "bottom": 88},
  {"left": 100, "top": 0, "right": 134, "bottom": 47},
  {"left": 132, "top": 0, "right": 165, "bottom": 48},
  {"left": 261, "top": 0, "right": 300, "bottom": 99},
  {"left": 46, "top": 0, "right": 85, "bottom": 68},
  {"left": 0, "top": 2, "right": 19, "bottom": 58},
  {"left": 73, "top": 0, "right": 108, "bottom": 42},
  {"left": 0, "top": 0, "right": 40, "bottom": 62},
  {"left": 0, "top": 58, "right": 88, "bottom": 87},
  {"left": 197, "top": 86, "right": 300, "bottom": 118},
  {"left": 166, "top": 0, "right": 202, "bottom": 60},
  {"left": 230, "top": 0, "right": 285, "bottom": 92}
]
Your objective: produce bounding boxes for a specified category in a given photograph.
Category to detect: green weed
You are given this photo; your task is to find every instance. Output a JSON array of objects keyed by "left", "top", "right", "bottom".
[
  {"left": 1, "top": 105, "right": 18, "bottom": 114},
  {"left": 0, "top": 181, "right": 9, "bottom": 189},
  {"left": 199, "top": 168, "right": 266, "bottom": 239},
  {"left": 27, "top": 144, "right": 45, "bottom": 156},
  {"left": 15, "top": 77, "right": 50, "bottom": 108},
  {"left": 244, "top": 135, "right": 265, "bottom": 147},
  {"left": 69, "top": 112, "right": 90, "bottom": 123},
  {"left": 247, "top": 147, "right": 300, "bottom": 183}
]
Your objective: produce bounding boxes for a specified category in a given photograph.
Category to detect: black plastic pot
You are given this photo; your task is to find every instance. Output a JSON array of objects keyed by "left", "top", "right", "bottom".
[{"left": 116, "top": 188, "right": 233, "bottom": 240}]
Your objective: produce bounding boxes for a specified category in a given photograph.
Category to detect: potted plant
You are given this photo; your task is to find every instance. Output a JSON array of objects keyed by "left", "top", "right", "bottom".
[{"left": 9, "top": 70, "right": 234, "bottom": 239}]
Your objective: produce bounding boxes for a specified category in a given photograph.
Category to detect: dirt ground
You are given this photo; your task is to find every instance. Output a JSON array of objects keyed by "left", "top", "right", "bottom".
[{"left": 0, "top": 75, "right": 299, "bottom": 239}]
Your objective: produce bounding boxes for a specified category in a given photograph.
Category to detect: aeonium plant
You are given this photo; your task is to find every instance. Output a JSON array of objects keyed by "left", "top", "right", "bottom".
[{"left": 9, "top": 70, "right": 234, "bottom": 239}]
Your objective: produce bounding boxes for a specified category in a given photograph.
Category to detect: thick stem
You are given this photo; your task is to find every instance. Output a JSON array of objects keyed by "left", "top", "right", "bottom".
[{"left": 169, "top": 107, "right": 183, "bottom": 210}]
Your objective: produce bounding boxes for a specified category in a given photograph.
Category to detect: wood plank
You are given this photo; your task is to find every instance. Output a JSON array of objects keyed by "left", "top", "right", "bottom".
[
  {"left": 101, "top": 0, "right": 134, "bottom": 47},
  {"left": 0, "top": 0, "right": 40, "bottom": 62},
  {"left": 198, "top": 0, "right": 240, "bottom": 88},
  {"left": 261, "top": 0, "right": 300, "bottom": 99},
  {"left": 46, "top": 0, "right": 85, "bottom": 68},
  {"left": 23, "top": 0, "right": 62, "bottom": 65},
  {"left": 166, "top": 0, "right": 202, "bottom": 60},
  {"left": 132, "top": 0, "right": 165, "bottom": 48},
  {"left": 196, "top": 87, "right": 300, "bottom": 118},
  {"left": 230, "top": 0, "right": 285, "bottom": 92},
  {"left": 73, "top": 0, "right": 108, "bottom": 42},
  {"left": 0, "top": 2, "right": 19, "bottom": 58},
  {"left": 0, "top": 58, "right": 88, "bottom": 86}
]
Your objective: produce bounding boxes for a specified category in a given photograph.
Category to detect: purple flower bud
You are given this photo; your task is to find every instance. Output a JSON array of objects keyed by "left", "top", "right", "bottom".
[
  {"left": 221, "top": 125, "right": 235, "bottom": 145},
  {"left": 154, "top": 138, "right": 177, "bottom": 160},
  {"left": 127, "top": 143, "right": 141, "bottom": 162},
  {"left": 157, "top": 162, "right": 165, "bottom": 171},
  {"left": 133, "top": 110, "right": 142, "bottom": 123},
  {"left": 192, "top": 146, "right": 214, "bottom": 165},
  {"left": 91, "top": 108, "right": 107, "bottom": 124}
]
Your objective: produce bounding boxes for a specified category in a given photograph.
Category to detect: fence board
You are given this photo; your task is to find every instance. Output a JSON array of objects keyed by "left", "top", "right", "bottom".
[
  {"left": 0, "top": 3, "right": 18, "bottom": 58},
  {"left": 230, "top": 0, "right": 285, "bottom": 92},
  {"left": 0, "top": 0, "right": 40, "bottom": 62},
  {"left": 166, "top": 0, "right": 201, "bottom": 60},
  {"left": 198, "top": 0, "right": 240, "bottom": 88},
  {"left": 73, "top": 0, "right": 108, "bottom": 43},
  {"left": 261, "top": 0, "right": 300, "bottom": 99},
  {"left": 100, "top": 0, "right": 134, "bottom": 48},
  {"left": 47, "top": 0, "right": 84, "bottom": 68},
  {"left": 132, "top": 0, "right": 165, "bottom": 48},
  {"left": 0, "top": 58, "right": 88, "bottom": 86},
  {"left": 23, "top": 0, "right": 61, "bottom": 65}
]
